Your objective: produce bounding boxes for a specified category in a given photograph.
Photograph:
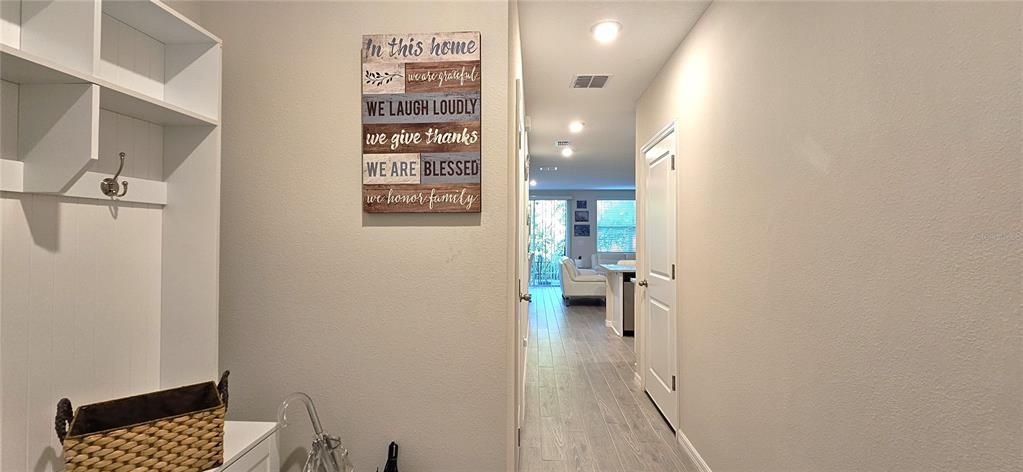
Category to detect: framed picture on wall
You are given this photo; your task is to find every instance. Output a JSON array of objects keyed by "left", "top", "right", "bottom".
[
  {"left": 574, "top": 210, "right": 589, "bottom": 222},
  {"left": 574, "top": 225, "right": 590, "bottom": 237},
  {"left": 361, "top": 31, "right": 483, "bottom": 213},
  {"left": 576, "top": 200, "right": 587, "bottom": 209}
]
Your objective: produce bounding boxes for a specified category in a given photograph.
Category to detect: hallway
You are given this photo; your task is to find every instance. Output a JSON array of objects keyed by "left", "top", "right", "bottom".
[{"left": 519, "top": 287, "right": 692, "bottom": 472}]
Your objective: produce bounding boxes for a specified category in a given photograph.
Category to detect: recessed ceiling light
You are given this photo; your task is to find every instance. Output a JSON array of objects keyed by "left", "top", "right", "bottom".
[
  {"left": 561, "top": 147, "right": 574, "bottom": 158},
  {"left": 591, "top": 20, "right": 621, "bottom": 44},
  {"left": 569, "top": 121, "right": 585, "bottom": 134},
  {"left": 529, "top": 179, "right": 537, "bottom": 187}
]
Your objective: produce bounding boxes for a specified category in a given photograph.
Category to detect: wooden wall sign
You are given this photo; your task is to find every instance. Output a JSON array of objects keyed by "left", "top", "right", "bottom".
[{"left": 362, "top": 31, "right": 482, "bottom": 213}]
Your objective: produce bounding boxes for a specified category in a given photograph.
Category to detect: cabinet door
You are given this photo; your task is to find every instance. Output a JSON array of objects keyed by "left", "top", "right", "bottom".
[{"left": 221, "top": 432, "right": 279, "bottom": 472}]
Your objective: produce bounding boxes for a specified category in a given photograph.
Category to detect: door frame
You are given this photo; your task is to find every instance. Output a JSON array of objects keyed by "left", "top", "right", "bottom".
[
  {"left": 636, "top": 120, "right": 680, "bottom": 428},
  {"left": 527, "top": 197, "right": 572, "bottom": 278},
  {"left": 511, "top": 77, "right": 529, "bottom": 470}
]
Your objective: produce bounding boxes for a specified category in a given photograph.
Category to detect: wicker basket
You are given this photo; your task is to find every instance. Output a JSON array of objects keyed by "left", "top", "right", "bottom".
[{"left": 55, "top": 371, "right": 230, "bottom": 472}]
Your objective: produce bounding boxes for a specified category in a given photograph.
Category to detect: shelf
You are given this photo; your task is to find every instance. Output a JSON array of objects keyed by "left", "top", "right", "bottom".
[
  {"left": 0, "top": 44, "right": 91, "bottom": 84},
  {"left": 0, "top": 0, "right": 216, "bottom": 200},
  {"left": 0, "top": 159, "right": 168, "bottom": 205},
  {"left": 97, "top": 77, "right": 219, "bottom": 127},
  {"left": 103, "top": 0, "right": 221, "bottom": 45},
  {"left": 2, "top": 45, "right": 217, "bottom": 127}
]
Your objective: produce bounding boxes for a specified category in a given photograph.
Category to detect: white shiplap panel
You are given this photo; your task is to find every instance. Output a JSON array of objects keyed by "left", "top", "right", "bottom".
[
  {"left": 1, "top": 195, "right": 163, "bottom": 471},
  {"left": 116, "top": 16, "right": 137, "bottom": 93},
  {"left": 161, "top": 127, "right": 219, "bottom": 387},
  {"left": 70, "top": 197, "right": 98, "bottom": 405},
  {"left": 1, "top": 80, "right": 17, "bottom": 161},
  {"left": 100, "top": 14, "right": 166, "bottom": 101},
  {"left": 18, "top": 0, "right": 96, "bottom": 74},
  {"left": 25, "top": 195, "right": 56, "bottom": 470},
  {"left": 116, "top": 112, "right": 137, "bottom": 179},
  {"left": 1, "top": 194, "right": 31, "bottom": 472},
  {"left": 50, "top": 196, "right": 79, "bottom": 458},
  {"left": 141, "top": 34, "right": 164, "bottom": 100},
  {"left": 99, "top": 12, "right": 118, "bottom": 82},
  {"left": 98, "top": 109, "right": 119, "bottom": 175},
  {"left": 95, "top": 109, "right": 165, "bottom": 181},
  {"left": 148, "top": 123, "right": 163, "bottom": 181},
  {"left": 142, "top": 205, "right": 163, "bottom": 388}
]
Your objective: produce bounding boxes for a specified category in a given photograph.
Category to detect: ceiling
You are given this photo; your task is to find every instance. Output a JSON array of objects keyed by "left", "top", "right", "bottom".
[{"left": 520, "top": 1, "right": 709, "bottom": 190}]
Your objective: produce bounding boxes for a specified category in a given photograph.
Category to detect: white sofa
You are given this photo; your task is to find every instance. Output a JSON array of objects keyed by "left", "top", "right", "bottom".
[
  {"left": 559, "top": 256, "right": 606, "bottom": 304},
  {"left": 592, "top": 252, "right": 636, "bottom": 272}
]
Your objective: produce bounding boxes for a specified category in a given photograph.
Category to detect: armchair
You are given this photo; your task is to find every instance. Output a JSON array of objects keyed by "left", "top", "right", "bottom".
[{"left": 558, "top": 256, "right": 606, "bottom": 304}]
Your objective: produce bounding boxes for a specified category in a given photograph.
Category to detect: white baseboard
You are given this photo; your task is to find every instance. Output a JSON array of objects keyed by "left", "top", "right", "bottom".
[
  {"left": 677, "top": 429, "right": 712, "bottom": 472},
  {"left": 605, "top": 319, "right": 613, "bottom": 327}
]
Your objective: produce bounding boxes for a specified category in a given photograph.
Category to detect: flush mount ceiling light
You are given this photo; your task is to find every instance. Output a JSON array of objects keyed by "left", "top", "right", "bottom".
[
  {"left": 530, "top": 179, "right": 537, "bottom": 187},
  {"left": 561, "top": 147, "right": 574, "bottom": 158},
  {"left": 569, "top": 121, "right": 585, "bottom": 134},
  {"left": 591, "top": 20, "right": 622, "bottom": 44}
]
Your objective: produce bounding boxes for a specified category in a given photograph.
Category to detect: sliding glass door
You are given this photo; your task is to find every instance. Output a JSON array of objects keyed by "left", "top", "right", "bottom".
[{"left": 528, "top": 199, "right": 568, "bottom": 286}]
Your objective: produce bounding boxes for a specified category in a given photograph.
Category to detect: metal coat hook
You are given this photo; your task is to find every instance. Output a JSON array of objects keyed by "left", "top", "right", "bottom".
[{"left": 100, "top": 152, "right": 129, "bottom": 198}]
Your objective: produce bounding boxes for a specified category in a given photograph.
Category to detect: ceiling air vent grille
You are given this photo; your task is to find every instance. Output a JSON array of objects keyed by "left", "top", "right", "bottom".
[
  {"left": 555, "top": 140, "right": 571, "bottom": 147},
  {"left": 571, "top": 74, "right": 611, "bottom": 89}
]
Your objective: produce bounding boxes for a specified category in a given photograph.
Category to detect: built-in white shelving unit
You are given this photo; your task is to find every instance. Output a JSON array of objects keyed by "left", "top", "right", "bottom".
[
  {"left": 1, "top": 2, "right": 226, "bottom": 471},
  {"left": 0, "top": 0, "right": 221, "bottom": 202}
]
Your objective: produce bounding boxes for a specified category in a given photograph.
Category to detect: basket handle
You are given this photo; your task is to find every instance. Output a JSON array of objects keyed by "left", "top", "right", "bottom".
[
  {"left": 218, "top": 370, "right": 230, "bottom": 410},
  {"left": 55, "top": 398, "right": 73, "bottom": 442}
]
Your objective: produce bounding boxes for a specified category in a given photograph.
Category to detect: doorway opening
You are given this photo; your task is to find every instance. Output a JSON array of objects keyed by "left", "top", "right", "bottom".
[
  {"left": 528, "top": 199, "right": 569, "bottom": 286},
  {"left": 513, "top": 3, "right": 708, "bottom": 470}
]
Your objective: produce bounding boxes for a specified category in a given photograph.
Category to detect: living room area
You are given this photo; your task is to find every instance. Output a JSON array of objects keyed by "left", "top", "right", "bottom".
[{"left": 527, "top": 190, "right": 636, "bottom": 297}]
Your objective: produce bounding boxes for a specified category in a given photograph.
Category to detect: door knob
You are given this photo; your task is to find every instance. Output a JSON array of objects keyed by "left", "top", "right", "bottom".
[
  {"left": 520, "top": 293, "right": 532, "bottom": 302},
  {"left": 638, "top": 280, "right": 649, "bottom": 287}
]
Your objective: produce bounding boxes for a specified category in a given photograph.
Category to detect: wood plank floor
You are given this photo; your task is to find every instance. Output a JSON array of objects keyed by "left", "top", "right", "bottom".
[{"left": 518, "top": 286, "right": 693, "bottom": 472}]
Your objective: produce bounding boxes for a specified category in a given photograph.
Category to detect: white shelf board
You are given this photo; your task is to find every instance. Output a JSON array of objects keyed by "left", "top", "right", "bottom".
[
  {"left": 1, "top": 159, "right": 24, "bottom": 191},
  {"left": 97, "top": 77, "right": 220, "bottom": 127},
  {"left": 64, "top": 171, "right": 168, "bottom": 205},
  {"left": 206, "top": 421, "right": 278, "bottom": 472},
  {"left": 3, "top": 44, "right": 217, "bottom": 126},
  {"left": 0, "top": 44, "right": 91, "bottom": 84},
  {"left": 103, "top": 0, "right": 222, "bottom": 44},
  {"left": 0, "top": 159, "right": 168, "bottom": 205}
]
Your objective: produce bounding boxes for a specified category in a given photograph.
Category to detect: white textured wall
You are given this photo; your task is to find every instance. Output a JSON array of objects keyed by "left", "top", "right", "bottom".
[
  {"left": 636, "top": 2, "right": 1022, "bottom": 471},
  {"left": 198, "top": 2, "right": 513, "bottom": 471}
]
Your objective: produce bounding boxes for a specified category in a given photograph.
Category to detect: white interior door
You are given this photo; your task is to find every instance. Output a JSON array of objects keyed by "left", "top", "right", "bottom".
[
  {"left": 641, "top": 125, "right": 678, "bottom": 430},
  {"left": 514, "top": 80, "right": 530, "bottom": 447}
]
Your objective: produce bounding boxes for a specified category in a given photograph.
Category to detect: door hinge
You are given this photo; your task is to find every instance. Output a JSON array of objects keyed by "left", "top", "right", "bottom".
[
  {"left": 517, "top": 428, "right": 522, "bottom": 447},
  {"left": 671, "top": 375, "right": 676, "bottom": 391},
  {"left": 671, "top": 264, "right": 676, "bottom": 280},
  {"left": 671, "top": 154, "right": 676, "bottom": 170}
]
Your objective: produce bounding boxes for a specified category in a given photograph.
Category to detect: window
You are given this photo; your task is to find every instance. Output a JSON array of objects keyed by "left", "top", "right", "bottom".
[{"left": 596, "top": 200, "right": 636, "bottom": 253}]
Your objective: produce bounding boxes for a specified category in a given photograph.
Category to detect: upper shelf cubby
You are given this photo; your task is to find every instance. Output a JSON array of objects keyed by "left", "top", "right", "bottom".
[
  {"left": 1, "top": 44, "right": 217, "bottom": 127},
  {"left": 1, "top": 0, "right": 98, "bottom": 75},
  {"left": 0, "top": 0, "right": 219, "bottom": 204},
  {"left": 99, "top": 0, "right": 221, "bottom": 123},
  {"left": 0, "top": 44, "right": 91, "bottom": 85},
  {"left": 1, "top": 0, "right": 220, "bottom": 125},
  {"left": 102, "top": 0, "right": 221, "bottom": 45}
]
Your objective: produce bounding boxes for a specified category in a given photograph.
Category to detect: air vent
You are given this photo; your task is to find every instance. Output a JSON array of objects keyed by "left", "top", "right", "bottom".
[
  {"left": 555, "top": 140, "right": 571, "bottom": 147},
  {"left": 571, "top": 74, "right": 611, "bottom": 89}
]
